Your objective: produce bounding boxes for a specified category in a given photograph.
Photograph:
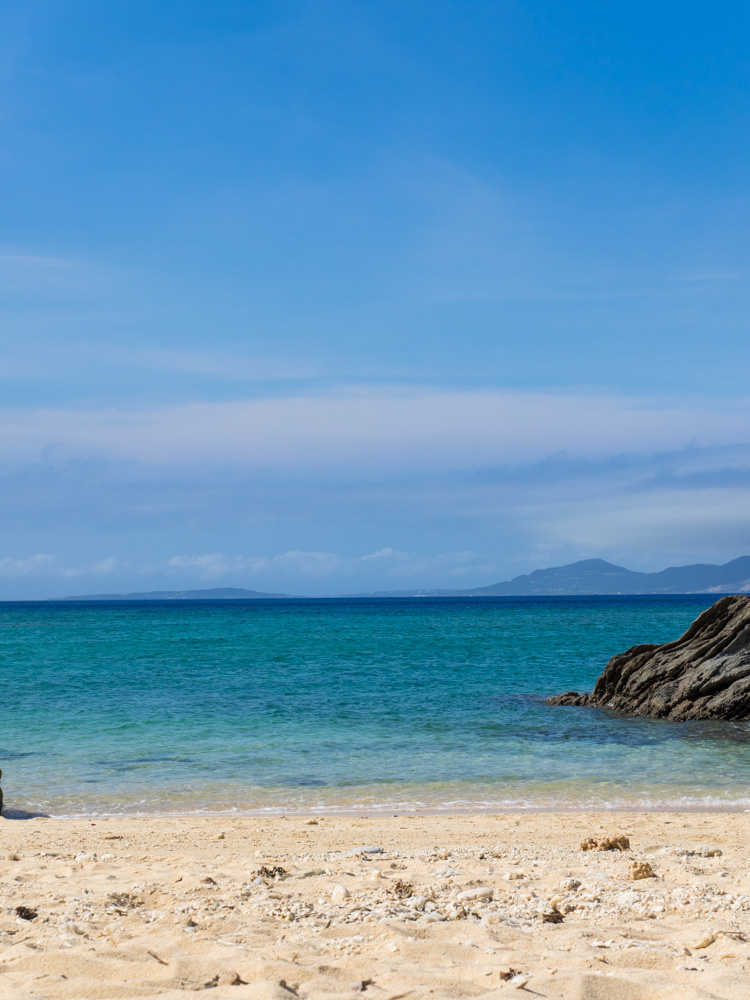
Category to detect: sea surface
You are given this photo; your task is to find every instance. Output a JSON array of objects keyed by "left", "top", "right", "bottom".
[{"left": 2, "top": 595, "right": 749, "bottom": 817}]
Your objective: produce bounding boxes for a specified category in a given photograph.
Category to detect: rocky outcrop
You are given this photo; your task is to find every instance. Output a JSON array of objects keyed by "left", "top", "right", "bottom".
[{"left": 548, "top": 594, "right": 750, "bottom": 720}]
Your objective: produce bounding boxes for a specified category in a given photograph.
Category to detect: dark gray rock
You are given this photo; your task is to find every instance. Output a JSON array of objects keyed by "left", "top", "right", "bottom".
[
  {"left": 548, "top": 594, "right": 750, "bottom": 720},
  {"left": 547, "top": 691, "right": 592, "bottom": 707}
]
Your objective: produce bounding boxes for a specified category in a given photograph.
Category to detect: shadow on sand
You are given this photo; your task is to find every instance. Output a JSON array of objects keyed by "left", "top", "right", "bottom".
[{"left": 2, "top": 808, "right": 51, "bottom": 820}]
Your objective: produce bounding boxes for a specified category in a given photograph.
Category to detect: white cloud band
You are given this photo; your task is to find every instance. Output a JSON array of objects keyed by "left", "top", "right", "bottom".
[{"left": 1, "top": 389, "right": 749, "bottom": 471}]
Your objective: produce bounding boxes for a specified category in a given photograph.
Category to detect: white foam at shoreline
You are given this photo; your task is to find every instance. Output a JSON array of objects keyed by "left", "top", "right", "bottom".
[{"left": 21, "top": 791, "right": 750, "bottom": 820}]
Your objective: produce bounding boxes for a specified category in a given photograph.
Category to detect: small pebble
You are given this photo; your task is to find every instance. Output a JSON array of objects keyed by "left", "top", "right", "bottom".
[
  {"left": 331, "top": 884, "right": 350, "bottom": 904},
  {"left": 699, "top": 846, "right": 723, "bottom": 857},
  {"left": 559, "top": 878, "right": 581, "bottom": 892},
  {"left": 693, "top": 933, "right": 717, "bottom": 950},
  {"left": 457, "top": 887, "right": 493, "bottom": 902},
  {"left": 218, "top": 972, "right": 246, "bottom": 986}
]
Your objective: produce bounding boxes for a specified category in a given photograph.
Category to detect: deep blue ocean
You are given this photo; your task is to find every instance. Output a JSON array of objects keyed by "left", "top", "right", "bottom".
[{"left": 2, "top": 595, "right": 749, "bottom": 816}]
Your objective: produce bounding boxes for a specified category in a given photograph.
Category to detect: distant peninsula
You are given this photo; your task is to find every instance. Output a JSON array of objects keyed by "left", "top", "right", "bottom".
[
  {"left": 57, "top": 587, "right": 291, "bottom": 601},
  {"left": 53, "top": 556, "right": 750, "bottom": 601}
]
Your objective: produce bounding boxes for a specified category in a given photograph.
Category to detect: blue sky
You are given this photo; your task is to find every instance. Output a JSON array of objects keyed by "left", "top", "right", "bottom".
[{"left": 2, "top": 0, "right": 750, "bottom": 597}]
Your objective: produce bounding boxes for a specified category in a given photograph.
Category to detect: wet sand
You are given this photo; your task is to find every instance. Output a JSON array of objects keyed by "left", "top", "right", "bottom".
[{"left": 0, "top": 811, "right": 748, "bottom": 999}]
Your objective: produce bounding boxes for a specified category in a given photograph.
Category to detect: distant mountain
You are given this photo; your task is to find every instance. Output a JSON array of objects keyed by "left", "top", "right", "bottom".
[
  {"left": 56, "top": 587, "right": 290, "bottom": 601},
  {"left": 464, "top": 557, "right": 750, "bottom": 596},
  {"left": 53, "top": 556, "right": 750, "bottom": 601}
]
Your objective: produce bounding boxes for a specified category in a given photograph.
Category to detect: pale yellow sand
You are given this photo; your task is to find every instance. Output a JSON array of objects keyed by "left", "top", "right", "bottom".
[{"left": 0, "top": 811, "right": 748, "bottom": 999}]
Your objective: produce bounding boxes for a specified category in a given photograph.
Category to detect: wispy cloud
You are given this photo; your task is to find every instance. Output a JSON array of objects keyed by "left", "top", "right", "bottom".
[
  {"left": 3, "top": 438, "right": 750, "bottom": 597},
  {"left": 122, "top": 348, "right": 324, "bottom": 382},
  {"left": 0, "top": 554, "right": 120, "bottom": 579},
  {"left": 1, "top": 389, "right": 749, "bottom": 471},
  {"left": 538, "top": 487, "right": 750, "bottom": 555},
  {"left": 0, "top": 554, "right": 54, "bottom": 577},
  {"left": 0, "top": 548, "right": 499, "bottom": 590},
  {"left": 0, "top": 250, "right": 105, "bottom": 298},
  {"left": 167, "top": 548, "right": 500, "bottom": 583},
  {"left": 90, "top": 557, "right": 119, "bottom": 575},
  {"left": 167, "top": 550, "right": 342, "bottom": 579}
]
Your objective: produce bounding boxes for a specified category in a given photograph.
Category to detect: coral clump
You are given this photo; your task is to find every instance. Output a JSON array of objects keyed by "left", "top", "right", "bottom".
[
  {"left": 629, "top": 861, "right": 656, "bottom": 880},
  {"left": 580, "top": 834, "right": 630, "bottom": 852}
]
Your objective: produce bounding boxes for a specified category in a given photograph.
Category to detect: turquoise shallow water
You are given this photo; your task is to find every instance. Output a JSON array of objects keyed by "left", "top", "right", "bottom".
[{"left": 2, "top": 596, "right": 749, "bottom": 816}]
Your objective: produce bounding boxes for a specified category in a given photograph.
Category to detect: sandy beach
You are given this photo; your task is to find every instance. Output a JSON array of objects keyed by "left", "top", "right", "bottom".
[{"left": 0, "top": 811, "right": 746, "bottom": 999}]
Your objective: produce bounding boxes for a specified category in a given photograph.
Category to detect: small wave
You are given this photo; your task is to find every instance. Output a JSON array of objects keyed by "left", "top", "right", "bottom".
[{"left": 15, "top": 784, "right": 750, "bottom": 819}]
